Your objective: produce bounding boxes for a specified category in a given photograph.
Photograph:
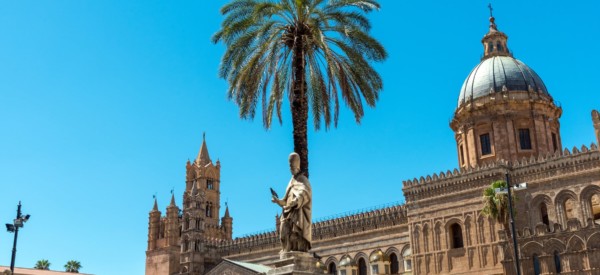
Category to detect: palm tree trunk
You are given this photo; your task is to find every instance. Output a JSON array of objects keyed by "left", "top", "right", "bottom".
[{"left": 291, "top": 34, "right": 309, "bottom": 178}]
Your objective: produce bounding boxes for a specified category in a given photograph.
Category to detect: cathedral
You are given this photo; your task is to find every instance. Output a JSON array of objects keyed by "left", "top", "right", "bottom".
[{"left": 145, "top": 12, "right": 600, "bottom": 275}]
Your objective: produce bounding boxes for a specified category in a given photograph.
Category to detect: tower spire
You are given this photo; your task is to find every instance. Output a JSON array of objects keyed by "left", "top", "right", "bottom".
[
  {"left": 152, "top": 196, "right": 158, "bottom": 211},
  {"left": 195, "top": 132, "right": 212, "bottom": 166},
  {"left": 224, "top": 202, "right": 230, "bottom": 218},
  {"left": 169, "top": 192, "right": 176, "bottom": 207}
]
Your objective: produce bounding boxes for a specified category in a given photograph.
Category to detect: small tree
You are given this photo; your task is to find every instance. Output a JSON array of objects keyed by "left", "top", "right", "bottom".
[
  {"left": 34, "top": 259, "right": 51, "bottom": 270},
  {"left": 481, "top": 180, "right": 515, "bottom": 239},
  {"left": 64, "top": 260, "right": 82, "bottom": 273}
]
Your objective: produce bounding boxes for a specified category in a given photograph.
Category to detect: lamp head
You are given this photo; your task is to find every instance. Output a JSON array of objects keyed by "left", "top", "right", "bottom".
[{"left": 5, "top": 224, "right": 15, "bottom": 233}]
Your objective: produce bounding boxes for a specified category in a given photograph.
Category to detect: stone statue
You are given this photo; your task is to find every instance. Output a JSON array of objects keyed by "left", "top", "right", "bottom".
[{"left": 271, "top": 152, "right": 312, "bottom": 252}]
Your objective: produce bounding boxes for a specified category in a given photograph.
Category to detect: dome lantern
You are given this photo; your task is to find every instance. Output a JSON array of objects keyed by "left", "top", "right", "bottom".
[
  {"left": 482, "top": 5, "right": 511, "bottom": 59},
  {"left": 450, "top": 7, "right": 562, "bottom": 169}
]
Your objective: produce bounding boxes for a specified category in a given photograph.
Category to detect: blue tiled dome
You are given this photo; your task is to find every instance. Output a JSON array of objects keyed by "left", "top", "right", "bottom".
[{"left": 457, "top": 56, "right": 550, "bottom": 107}]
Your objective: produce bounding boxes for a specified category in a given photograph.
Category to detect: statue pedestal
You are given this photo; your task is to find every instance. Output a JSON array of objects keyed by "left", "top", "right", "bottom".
[{"left": 267, "top": 251, "right": 321, "bottom": 275}]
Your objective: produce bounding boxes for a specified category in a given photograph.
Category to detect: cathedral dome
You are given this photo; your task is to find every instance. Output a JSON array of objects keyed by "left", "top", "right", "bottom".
[{"left": 457, "top": 56, "right": 550, "bottom": 107}]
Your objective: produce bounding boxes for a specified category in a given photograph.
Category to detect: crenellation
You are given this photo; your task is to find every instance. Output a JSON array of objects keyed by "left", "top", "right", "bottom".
[{"left": 404, "top": 149, "right": 600, "bottom": 204}]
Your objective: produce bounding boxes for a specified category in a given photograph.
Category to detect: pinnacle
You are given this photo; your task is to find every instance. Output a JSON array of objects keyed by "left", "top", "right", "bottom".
[
  {"left": 195, "top": 133, "right": 212, "bottom": 166},
  {"left": 152, "top": 198, "right": 158, "bottom": 211},
  {"left": 224, "top": 204, "right": 231, "bottom": 218},
  {"left": 169, "top": 193, "right": 176, "bottom": 207}
]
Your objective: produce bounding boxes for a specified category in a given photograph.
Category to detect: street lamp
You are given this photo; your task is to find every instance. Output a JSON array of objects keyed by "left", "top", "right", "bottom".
[
  {"left": 495, "top": 173, "right": 527, "bottom": 275},
  {"left": 5, "top": 201, "right": 31, "bottom": 273}
]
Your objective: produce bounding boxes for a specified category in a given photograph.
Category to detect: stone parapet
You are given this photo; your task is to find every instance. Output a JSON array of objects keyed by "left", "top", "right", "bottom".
[
  {"left": 218, "top": 204, "right": 407, "bottom": 257},
  {"left": 403, "top": 144, "right": 600, "bottom": 203}
]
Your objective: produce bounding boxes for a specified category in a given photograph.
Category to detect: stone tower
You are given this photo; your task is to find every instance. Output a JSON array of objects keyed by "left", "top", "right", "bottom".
[
  {"left": 450, "top": 13, "right": 562, "bottom": 168},
  {"left": 180, "top": 183, "right": 206, "bottom": 275},
  {"left": 146, "top": 135, "right": 233, "bottom": 275},
  {"left": 185, "top": 134, "right": 231, "bottom": 240},
  {"left": 145, "top": 195, "right": 181, "bottom": 275}
]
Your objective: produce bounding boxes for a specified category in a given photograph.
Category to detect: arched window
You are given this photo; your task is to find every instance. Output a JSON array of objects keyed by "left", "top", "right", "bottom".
[
  {"left": 488, "top": 42, "right": 494, "bottom": 52},
  {"left": 182, "top": 239, "right": 188, "bottom": 252},
  {"left": 497, "top": 43, "right": 504, "bottom": 52},
  {"left": 540, "top": 203, "right": 550, "bottom": 226},
  {"left": 358, "top": 258, "right": 367, "bottom": 275},
  {"left": 591, "top": 194, "right": 600, "bottom": 223},
  {"left": 159, "top": 222, "right": 165, "bottom": 238},
  {"left": 205, "top": 202, "right": 212, "bottom": 217},
  {"left": 533, "top": 254, "right": 541, "bottom": 275},
  {"left": 390, "top": 253, "right": 399, "bottom": 274},
  {"left": 327, "top": 262, "right": 336, "bottom": 274},
  {"left": 554, "top": 251, "right": 561, "bottom": 273},
  {"left": 450, "top": 223, "right": 464, "bottom": 248},
  {"left": 207, "top": 179, "right": 214, "bottom": 190}
]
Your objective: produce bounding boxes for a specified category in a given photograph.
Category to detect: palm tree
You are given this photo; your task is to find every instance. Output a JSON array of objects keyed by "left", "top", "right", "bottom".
[
  {"left": 213, "top": 0, "right": 387, "bottom": 177},
  {"left": 34, "top": 259, "right": 51, "bottom": 270},
  {"left": 64, "top": 260, "right": 82, "bottom": 273},
  {"left": 481, "top": 180, "right": 515, "bottom": 239}
]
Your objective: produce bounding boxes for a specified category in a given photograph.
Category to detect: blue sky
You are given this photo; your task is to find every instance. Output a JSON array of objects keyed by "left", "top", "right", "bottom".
[{"left": 0, "top": 1, "right": 598, "bottom": 274}]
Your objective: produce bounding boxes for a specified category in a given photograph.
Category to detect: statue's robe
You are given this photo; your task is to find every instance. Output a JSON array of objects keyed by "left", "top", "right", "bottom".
[{"left": 281, "top": 173, "right": 312, "bottom": 248}]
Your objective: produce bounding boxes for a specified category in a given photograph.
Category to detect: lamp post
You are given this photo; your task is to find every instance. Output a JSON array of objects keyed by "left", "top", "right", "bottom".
[
  {"left": 504, "top": 172, "right": 521, "bottom": 275},
  {"left": 5, "top": 201, "right": 30, "bottom": 274},
  {"left": 495, "top": 171, "right": 527, "bottom": 275}
]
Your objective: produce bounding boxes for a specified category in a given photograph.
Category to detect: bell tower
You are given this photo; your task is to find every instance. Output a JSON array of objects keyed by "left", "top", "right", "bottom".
[
  {"left": 185, "top": 134, "right": 222, "bottom": 231},
  {"left": 146, "top": 134, "right": 233, "bottom": 275},
  {"left": 180, "top": 183, "right": 206, "bottom": 275}
]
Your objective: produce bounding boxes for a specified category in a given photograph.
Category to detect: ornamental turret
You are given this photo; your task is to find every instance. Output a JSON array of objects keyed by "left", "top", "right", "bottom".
[
  {"left": 166, "top": 194, "right": 180, "bottom": 247},
  {"left": 593, "top": 110, "right": 600, "bottom": 145},
  {"left": 147, "top": 198, "right": 161, "bottom": 251}
]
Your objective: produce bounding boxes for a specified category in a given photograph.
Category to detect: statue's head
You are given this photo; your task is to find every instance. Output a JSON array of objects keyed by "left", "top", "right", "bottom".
[{"left": 289, "top": 152, "right": 301, "bottom": 175}]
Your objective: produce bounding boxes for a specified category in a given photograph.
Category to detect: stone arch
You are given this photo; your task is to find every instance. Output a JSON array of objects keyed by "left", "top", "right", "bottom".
[
  {"left": 588, "top": 233, "right": 600, "bottom": 269},
  {"left": 434, "top": 221, "right": 443, "bottom": 251},
  {"left": 522, "top": 241, "right": 544, "bottom": 256},
  {"left": 445, "top": 218, "right": 464, "bottom": 249},
  {"left": 565, "top": 235, "right": 586, "bottom": 271},
  {"left": 354, "top": 252, "right": 369, "bottom": 263},
  {"left": 205, "top": 168, "right": 218, "bottom": 179},
  {"left": 324, "top": 256, "right": 338, "bottom": 275},
  {"left": 530, "top": 194, "right": 554, "bottom": 228},
  {"left": 477, "top": 215, "right": 486, "bottom": 243},
  {"left": 385, "top": 247, "right": 401, "bottom": 274},
  {"left": 400, "top": 245, "right": 412, "bottom": 273},
  {"left": 384, "top": 246, "right": 401, "bottom": 256},
  {"left": 555, "top": 190, "right": 579, "bottom": 225},
  {"left": 181, "top": 236, "right": 189, "bottom": 252},
  {"left": 354, "top": 253, "right": 368, "bottom": 275},
  {"left": 587, "top": 232, "right": 600, "bottom": 250},
  {"left": 464, "top": 215, "right": 473, "bottom": 246},
  {"left": 422, "top": 223, "right": 430, "bottom": 252},
  {"left": 580, "top": 185, "right": 600, "bottom": 226},
  {"left": 543, "top": 238, "right": 566, "bottom": 254},
  {"left": 412, "top": 224, "right": 421, "bottom": 254},
  {"left": 566, "top": 235, "right": 585, "bottom": 252}
]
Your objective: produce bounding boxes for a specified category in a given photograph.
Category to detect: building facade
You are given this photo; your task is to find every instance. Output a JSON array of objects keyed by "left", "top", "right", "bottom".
[{"left": 145, "top": 13, "right": 600, "bottom": 275}]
